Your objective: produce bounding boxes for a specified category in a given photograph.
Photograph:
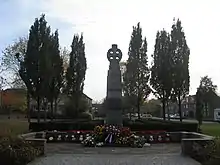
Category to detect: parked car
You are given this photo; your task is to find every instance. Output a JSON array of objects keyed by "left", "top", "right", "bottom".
[
  {"left": 142, "top": 114, "right": 152, "bottom": 119},
  {"left": 165, "top": 114, "right": 176, "bottom": 119}
]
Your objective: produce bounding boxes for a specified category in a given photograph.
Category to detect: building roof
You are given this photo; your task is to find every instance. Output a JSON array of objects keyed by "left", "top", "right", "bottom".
[
  {"left": 82, "top": 93, "right": 92, "bottom": 101},
  {"left": 2, "top": 88, "right": 92, "bottom": 101},
  {"left": 2, "top": 88, "right": 27, "bottom": 94}
]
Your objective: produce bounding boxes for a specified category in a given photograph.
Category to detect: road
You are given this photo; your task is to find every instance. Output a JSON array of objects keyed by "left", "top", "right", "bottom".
[
  {"left": 151, "top": 117, "right": 218, "bottom": 124},
  {"left": 1, "top": 117, "right": 216, "bottom": 124}
]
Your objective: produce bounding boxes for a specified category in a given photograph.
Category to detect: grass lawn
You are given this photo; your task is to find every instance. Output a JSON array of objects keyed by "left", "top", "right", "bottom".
[
  {"left": 201, "top": 123, "right": 220, "bottom": 137},
  {"left": 0, "top": 119, "right": 29, "bottom": 137}
]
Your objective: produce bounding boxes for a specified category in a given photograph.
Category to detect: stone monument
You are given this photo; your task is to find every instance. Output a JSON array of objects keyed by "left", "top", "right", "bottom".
[{"left": 106, "top": 44, "right": 123, "bottom": 126}]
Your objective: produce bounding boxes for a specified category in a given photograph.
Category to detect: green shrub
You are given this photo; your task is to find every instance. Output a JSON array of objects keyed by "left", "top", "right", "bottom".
[
  {"left": 78, "top": 112, "right": 93, "bottom": 120},
  {"left": 204, "top": 138, "right": 220, "bottom": 165},
  {"left": 123, "top": 119, "right": 198, "bottom": 132},
  {"left": 0, "top": 136, "right": 41, "bottom": 165},
  {"left": 203, "top": 159, "right": 220, "bottom": 165},
  {"left": 29, "top": 119, "right": 105, "bottom": 131},
  {"left": 190, "top": 141, "right": 215, "bottom": 162},
  {"left": 194, "top": 138, "right": 220, "bottom": 165},
  {"left": 64, "top": 97, "right": 89, "bottom": 119},
  {"left": 29, "top": 119, "right": 197, "bottom": 132}
]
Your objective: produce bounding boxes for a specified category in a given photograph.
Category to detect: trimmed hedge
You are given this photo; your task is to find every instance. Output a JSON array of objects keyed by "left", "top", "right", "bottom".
[
  {"left": 29, "top": 119, "right": 198, "bottom": 132},
  {"left": 29, "top": 120, "right": 104, "bottom": 132},
  {"left": 124, "top": 119, "right": 198, "bottom": 132}
]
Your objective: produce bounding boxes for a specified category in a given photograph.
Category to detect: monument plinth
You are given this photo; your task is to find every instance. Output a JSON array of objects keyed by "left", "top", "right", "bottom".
[{"left": 106, "top": 44, "right": 123, "bottom": 126}]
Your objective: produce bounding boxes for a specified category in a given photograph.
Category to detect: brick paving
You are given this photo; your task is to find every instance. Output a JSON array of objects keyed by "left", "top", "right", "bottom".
[{"left": 29, "top": 143, "right": 201, "bottom": 165}]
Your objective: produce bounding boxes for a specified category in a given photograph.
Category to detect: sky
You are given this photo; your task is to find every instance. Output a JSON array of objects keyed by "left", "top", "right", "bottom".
[{"left": 0, "top": 0, "right": 220, "bottom": 101}]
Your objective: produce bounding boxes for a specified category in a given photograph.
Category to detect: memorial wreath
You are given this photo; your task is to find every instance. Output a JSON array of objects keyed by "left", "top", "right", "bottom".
[{"left": 82, "top": 125, "right": 146, "bottom": 148}]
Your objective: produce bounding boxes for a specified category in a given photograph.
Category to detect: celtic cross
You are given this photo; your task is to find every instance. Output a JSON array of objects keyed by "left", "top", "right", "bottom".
[{"left": 107, "top": 44, "right": 122, "bottom": 62}]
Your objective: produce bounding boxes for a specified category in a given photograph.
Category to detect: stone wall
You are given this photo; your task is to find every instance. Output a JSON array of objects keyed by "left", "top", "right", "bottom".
[
  {"left": 177, "top": 132, "right": 214, "bottom": 160},
  {"left": 26, "top": 138, "right": 46, "bottom": 155},
  {"left": 19, "top": 132, "right": 46, "bottom": 155}
]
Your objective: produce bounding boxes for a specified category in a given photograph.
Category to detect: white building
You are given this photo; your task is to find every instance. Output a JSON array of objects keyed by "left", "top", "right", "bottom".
[
  {"left": 119, "top": 61, "right": 127, "bottom": 83},
  {"left": 214, "top": 108, "right": 220, "bottom": 121}
]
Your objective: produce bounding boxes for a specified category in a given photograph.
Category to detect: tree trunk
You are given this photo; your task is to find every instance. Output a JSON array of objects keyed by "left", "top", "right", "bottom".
[
  {"left": 54, "top": 99, "right": 57, "bottom": 120},
  {"left": 167, "top": 102, "right": 170, "bottom": 121},
  {"left": 27, "top": 91, "right": 30, "bottom": 123},
  {"left": 44, "top": 101, "right": 47, "bottom": 122},
  {"left": 162, "top": 99, "right": 166, "bottom": 120},
  {"left": 37, "top": 96, "right": 40, "bottom": 123},
  {"left": 129, "top": 110, "right": 132, "bottom": 120},
  {"left": 132, "top": 107, "right": 135, "bottom": 119},
  {"left": 137, "top": 97, "right": 140, "bottom": 119},
  {"left": 8, "top": 108, "right": 11, "bottom": 119},
  {"left": 178, "top": 94, "right": 182, "bottom": 122},
  {"left": 50, "top": 100, "right": 53, "bottom": 121},
  {"left": 75, "top": 97, "right": 79, "bottom": 118},
  {"left": 205, "top": 102, "right": 208, "bottom": 118}
]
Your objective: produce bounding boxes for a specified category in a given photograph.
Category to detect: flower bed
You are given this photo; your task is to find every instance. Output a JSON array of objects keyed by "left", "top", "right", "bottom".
[{"left": 45, "top": 125, "right": 171, "bottom": 147}]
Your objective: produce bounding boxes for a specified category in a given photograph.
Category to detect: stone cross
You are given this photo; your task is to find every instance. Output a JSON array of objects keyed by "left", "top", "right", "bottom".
[
  {"left": 105, "top": 44, "right": 123, "bottom": 126},
  {"left": 107, "top": 44, "right": 122, "bottom": 62}
]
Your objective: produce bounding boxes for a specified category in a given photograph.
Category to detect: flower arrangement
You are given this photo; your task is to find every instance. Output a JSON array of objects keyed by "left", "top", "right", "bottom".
[
  {"left": 82, "top": 125, "right": 147, "bottom": 148},
  {"left": 45, "top": 128, "right": 169, "bottom": 146},
  {"left": 46, "top": 130, "right": 92, "bottom": 143}
]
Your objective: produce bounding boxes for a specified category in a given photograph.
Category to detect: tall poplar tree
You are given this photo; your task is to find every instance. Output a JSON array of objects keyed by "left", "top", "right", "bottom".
[
  {"left": 65, "top": 34, "right": 87, "bottom": 116},
  {"left": 171, "top": 19, "right": 190, "bottom": 122},
  {"left": 196, "top": 87, "right": 204, "bottom": 128},
  {"left": 16, "top": 14, "right": 53, "bottom": 123},
  {"left": 150, "top": 30, "right": 172, "bottom": 120},
  {"left": 44, "top": 30, "right": 64, "bottom": 120},
  {"left": 123, "top": 23, "right": 151, "bottom": 119}
]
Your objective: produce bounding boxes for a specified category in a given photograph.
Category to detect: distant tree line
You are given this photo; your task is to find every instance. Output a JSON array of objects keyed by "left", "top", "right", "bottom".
[{"left": 196, "top": 76, "right": 219, "bottom": 127}]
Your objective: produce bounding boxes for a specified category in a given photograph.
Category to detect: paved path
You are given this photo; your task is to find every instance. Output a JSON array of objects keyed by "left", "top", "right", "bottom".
[
  {"left": 45, "top": 143, "right": 181, "bottom": 155},
  {"left": 29, "top": 154, "right": 200, "bottom": 165},
  {"left": 29, "top": 143, "right": 201, "bottom": 165}
]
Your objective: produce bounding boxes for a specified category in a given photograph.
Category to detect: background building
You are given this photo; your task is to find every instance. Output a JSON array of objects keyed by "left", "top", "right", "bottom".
[
  {"left": 0, "top": 88, "right": 26, "bottom": 114},
  {"left": 119, "top": 61, "right": 127, "bottom": 83},
  {"left": 181, "top": 95, "right": 196, "bottom": 117},
  {"left": 30, "top": 93, "right": 92, "bottom": 116},
  {"left": 0, "top": 87, "right": 92, "bottom": 118}
]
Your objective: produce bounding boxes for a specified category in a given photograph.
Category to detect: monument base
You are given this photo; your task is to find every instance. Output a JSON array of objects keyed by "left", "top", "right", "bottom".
[{"left": 105, "top": 110, "right": 122, "bottom": 126}]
